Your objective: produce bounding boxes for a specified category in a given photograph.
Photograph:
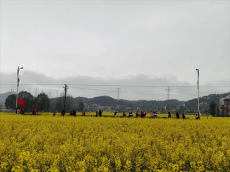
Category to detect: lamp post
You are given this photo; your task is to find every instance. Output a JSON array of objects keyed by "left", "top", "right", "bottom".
[
  {"left": 16, "top": 66, "right": 23, "bottom": 114},
  {"left": 196, "top": 69, "right": 199, "bottom": 118}
]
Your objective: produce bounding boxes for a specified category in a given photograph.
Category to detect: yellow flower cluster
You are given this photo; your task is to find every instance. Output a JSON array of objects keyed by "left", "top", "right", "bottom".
[{"left": 0, "top": 112, "right": 229, "bottom": 171}]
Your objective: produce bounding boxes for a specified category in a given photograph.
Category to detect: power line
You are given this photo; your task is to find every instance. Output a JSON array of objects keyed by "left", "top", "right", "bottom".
[
  {"left": 171, "top": 90, "right": 197, "bottom": 96},
  {"left": 2, "top": 83, "right": 230, "bottom": 87},
  {"left": 116, "top": 88, "right": 121, "bottom": 100},
  {"left": 69, "top": 86, "right": 166, "bottom": 94},
  {"left": 69, "top": 86, "right": 116, "bottom": 92}
]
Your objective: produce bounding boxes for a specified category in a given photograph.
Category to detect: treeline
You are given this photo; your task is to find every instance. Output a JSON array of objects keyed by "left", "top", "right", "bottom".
[{"left": 4, "top": 91, "right": 84, "bottom": 112}]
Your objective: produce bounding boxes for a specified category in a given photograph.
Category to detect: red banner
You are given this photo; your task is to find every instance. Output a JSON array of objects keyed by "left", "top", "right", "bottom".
[{"left": 18, "top": 98, "right": 25, "bottom": 106}]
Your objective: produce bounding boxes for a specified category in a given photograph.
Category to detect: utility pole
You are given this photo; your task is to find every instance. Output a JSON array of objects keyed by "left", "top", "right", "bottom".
[
  {"left": 196, "top": 69, "right": 200, "bottom": 118},
  {"left": 165, "top": 86, "right": 171, "bottom": 100},
  {"left": 116, "top": 88, "right": 121, "bottom": 100},
  {"left": 34, "top": 87, "right": 39, "bottom": 97},
  {"left": 63, "top": 84, "right": 69, "bottom": 112}
]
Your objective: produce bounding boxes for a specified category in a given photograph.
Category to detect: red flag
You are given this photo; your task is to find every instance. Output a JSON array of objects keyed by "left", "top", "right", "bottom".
[{"left": 18, "top": 98, "right": 25, "bottom": 106}]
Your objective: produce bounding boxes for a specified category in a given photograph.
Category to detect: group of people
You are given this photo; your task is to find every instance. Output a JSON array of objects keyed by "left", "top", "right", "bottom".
[
  {"left": 69, "top": 110, "right": 77, "bottom": 116},
  {"left": 16, "top": 108, "right": 197, "bottom": 120},
  {"left": 96, "top": 109, "right": 103, "bottom": 117},
  {"left": 17, "top": 107, "right": 37, "bottom": 115},
  {"left": 114, "top": 111, "right": 147, "bottom": 118},
  {"left": 58, "top": 109, "right": 103, "bottom": 117},
  {"left": 168, "top": 111, "right": 186, "bottom": 119},
  {"left": 17, "top": 107, "right": 24, "bottom": 115}
]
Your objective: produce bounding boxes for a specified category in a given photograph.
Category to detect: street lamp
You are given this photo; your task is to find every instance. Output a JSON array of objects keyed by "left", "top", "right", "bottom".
[
  {"left": 196, "top": 69, "right": 200, "bottom": 118},
  {"left": 16, "top": 66, "right": 23, "bottom": 114}
]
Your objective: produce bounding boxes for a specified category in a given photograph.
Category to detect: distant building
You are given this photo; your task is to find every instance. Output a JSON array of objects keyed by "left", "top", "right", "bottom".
[
  {"left": 223, "top": 99, "right": 230, "bottom": 116},
  {"left": 126, "top": 106, "right": 132, "bottom": 110},
  {"left": 219, "top": 96, "right": 230, "bottom": 116},
  {"left": 199, "top": 102, "right": 208, "bottom": 106},
  {"left": 104, "top": 106, "right": 112, "bottom": 110},
  {"left": 176, "top": 104, "right": 186, "bottom": 109}
]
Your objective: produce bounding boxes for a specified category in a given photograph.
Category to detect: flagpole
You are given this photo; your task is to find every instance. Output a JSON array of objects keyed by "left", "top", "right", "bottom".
[{"left": 16, "top": 67, "right": 23, "bottom": 114}]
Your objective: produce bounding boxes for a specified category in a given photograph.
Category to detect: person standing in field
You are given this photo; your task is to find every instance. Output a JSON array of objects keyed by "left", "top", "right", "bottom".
[
  {"left": 96, "top": 110, "right": 98, "bottom": 117},
  {"left": 114, "top": 111, "right": 117, "bottom": 117},
  {"left": 20, "top": 107, "right": 25, "bottom": 115},
  {"left": 168, "top": 112, "right": 171, "bottom": 118},
  {"left": 129, "top": 111, "right": 133, "bottom": 117},
  {"left": 152, "top": 111, "right": 157, "bottom": 118},
  {"left": 90, "top": 111, "right": 92, "bottom": 117},
  {"left": 17, "top": 108, "right": 20, "bottom": 114},
  {"left": 72, "top": 110, "right": 76, "bottom": 117},
  {"left": 115, "top": 111, "right": 118, "bottom": 117},
  {"left": 182, "top": 112, "right": 185, "bottom": 119},
  {"left": 82, "top": 111, "right": 85, "bottom": 116},
  {"left": 99, "top": 109, "right": 103, "bottom": 117},
  {"left": 61, "top": 110, "right": 65, "bottom": 116},
  {"left": 138, "top": 112, "right": 141, "bottom": 117},
  {"left": 32, "top": 108, "right": 36, "bottom": 115},
  {"left": 53, "top": 111, "right": 56, "bottom": 116},
  {"left": 151, "top": 111, "right": 154, "bottom": 118},
  {"left": 176, "top": 112, "right": 179, "bottom": 119},
  {"left": 141, "top": 111, "right": 144, "bottom": 118}
]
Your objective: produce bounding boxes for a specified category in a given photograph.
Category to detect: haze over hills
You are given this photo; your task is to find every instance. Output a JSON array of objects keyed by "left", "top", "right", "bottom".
[{"left": 0, "top": 91, "right": 16, "bottom": 105}]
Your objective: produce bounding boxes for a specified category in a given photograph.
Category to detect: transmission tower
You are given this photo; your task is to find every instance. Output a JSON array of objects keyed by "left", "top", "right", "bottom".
[
  {"left": 165, "top": 86, "right": 172, "bottom": 100},
  {"left": 54, "top": 90, "right": 59, "bottom": 98},
  {"left": 116, "top": 88, "right": 121, "bottom": 100},
  {"left": 48, "top": 90, "right": 53, "bottom": 98}
]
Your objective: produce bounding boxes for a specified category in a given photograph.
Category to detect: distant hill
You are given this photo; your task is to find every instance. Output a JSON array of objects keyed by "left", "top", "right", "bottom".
[
  {"left": 186, "top": 92, "right": 230, "bottom": 111},
  {"left": 73, "top": 96, "right": 185, "bottom": 110},
  {"left": 0, "top": 92, "right": 16, "bottom": 106}
]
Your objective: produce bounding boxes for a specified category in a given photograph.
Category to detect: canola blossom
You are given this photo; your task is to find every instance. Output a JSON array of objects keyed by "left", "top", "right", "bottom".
[{"left": 0, "top": 112, "right": 230, "bottom": 171}]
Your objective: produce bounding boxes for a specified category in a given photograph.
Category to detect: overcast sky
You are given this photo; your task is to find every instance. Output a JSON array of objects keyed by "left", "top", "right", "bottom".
[{"left": 0, "top": 0, "right": 229, "bottom": 101}]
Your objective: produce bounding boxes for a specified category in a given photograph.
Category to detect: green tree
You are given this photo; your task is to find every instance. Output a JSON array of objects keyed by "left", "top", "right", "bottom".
[
  {"left": 0, "top": 103, "right": 3, "bottom": 111},
  {"left": 179, "top": 106, "right": 186, "bottom": 113},
  {"left": 35, "top": 93, "right": 50, "bottom": 112},
  {"left": 209, "top": 101, "right": 216, "bottom": 116},
  {"left": 55, "top": 93, "right": 75, "bottom": 112},
  {"left": 166, "top": 105, "right": 171, "bottom": 110},
  {"left": 18, "top": 91, "right": 34, "bottom": 112},
  {"left": 5, "top": 94, "right": 16, "bottom": 110},
  {"left": 77, "top": 102, "right": 85, "bottom": 112}
]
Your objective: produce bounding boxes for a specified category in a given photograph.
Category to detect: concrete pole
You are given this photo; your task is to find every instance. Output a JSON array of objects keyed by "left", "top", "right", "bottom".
[
  {"left": 16, "top": 67, "right": 19, "bottom": 114},
  {"left": 196, "top": 69, "right": 200, "bottom": 118}
]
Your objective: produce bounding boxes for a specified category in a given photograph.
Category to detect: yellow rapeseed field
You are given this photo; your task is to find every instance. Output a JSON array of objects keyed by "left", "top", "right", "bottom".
[{"left": 0, "top": 112, "right": 229, "bottom": 172}]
